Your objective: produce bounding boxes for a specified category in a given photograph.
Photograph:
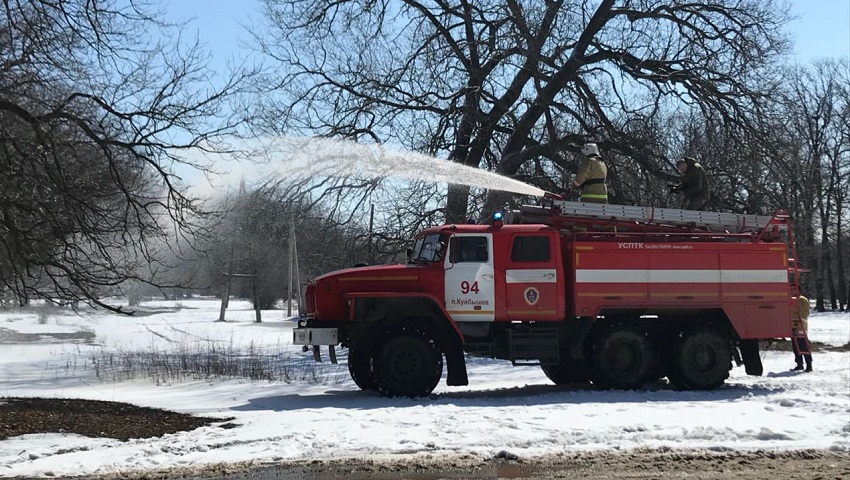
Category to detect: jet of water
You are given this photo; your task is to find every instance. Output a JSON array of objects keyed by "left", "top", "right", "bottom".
[{"left": 255, "top": 136, "right": 546, "bottom": 197}]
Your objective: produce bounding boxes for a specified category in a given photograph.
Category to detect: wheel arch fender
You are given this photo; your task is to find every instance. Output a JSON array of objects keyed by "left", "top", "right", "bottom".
[{"left": 346, "top": 293, "right": 468, "bottom": 386}]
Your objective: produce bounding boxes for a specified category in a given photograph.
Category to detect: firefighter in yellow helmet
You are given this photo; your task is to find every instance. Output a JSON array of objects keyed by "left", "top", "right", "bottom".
[{"left": 572, "top": 143, "right": 608, "bottom": 204}]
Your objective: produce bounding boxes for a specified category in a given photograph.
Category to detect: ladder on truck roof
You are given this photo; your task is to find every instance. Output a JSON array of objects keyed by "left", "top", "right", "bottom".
[{"left": 517, "top": 200, "right": 783, "bottom": 234}]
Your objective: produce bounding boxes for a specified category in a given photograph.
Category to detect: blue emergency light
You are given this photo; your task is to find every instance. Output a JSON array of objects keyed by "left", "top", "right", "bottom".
[{"left": 492, "top": 211, "right": 504, "bottom": 227}]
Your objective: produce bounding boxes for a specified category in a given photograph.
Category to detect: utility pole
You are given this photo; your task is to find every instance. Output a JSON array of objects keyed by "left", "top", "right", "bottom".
[
  {"left": 368, "top": 203, "right": 375, "bottom": 265},
  {"left": 287, "top": 211, "right": 295, "bottom": 316},
  {"left": 293, "top": 225, "right": 302, "bottom": 315},
  {"left": 217, "top": 244, "right": 234, "bottom": 322}
]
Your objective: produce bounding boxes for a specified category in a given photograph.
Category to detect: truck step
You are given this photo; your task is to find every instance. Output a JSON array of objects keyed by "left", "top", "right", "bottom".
[{"left": 506, "top": 329, "right": 559, "bottom": 363}]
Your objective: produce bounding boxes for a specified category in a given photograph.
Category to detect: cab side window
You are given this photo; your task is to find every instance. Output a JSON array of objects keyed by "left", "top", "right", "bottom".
[
  {"left": 451, "top": 236, "right": 488, "bottom": 262},
  {"left": 511, "top": 235, "right": 550, "bottom": 262},
  {"left": 412, "top": 233, "right": 444, "bottom": 262}
]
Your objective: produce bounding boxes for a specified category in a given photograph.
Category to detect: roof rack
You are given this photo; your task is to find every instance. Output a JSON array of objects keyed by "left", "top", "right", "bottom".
[{"left": 515, "top": 200, "right": 780, "bottom": 234}]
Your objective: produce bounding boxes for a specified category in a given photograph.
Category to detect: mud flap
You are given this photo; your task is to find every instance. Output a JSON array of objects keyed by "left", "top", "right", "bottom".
[
  {"left": 444, "top": 337, "right": 469, "bottom": 386},
  {"left": 732, "top": 346, "right": 743, "bottom": 366},
  {"left": 739, "top": 340, "right": 763, "bottom": 376},
  {"left": 311, "top": 345, "right": 339, "bottom": 364}
]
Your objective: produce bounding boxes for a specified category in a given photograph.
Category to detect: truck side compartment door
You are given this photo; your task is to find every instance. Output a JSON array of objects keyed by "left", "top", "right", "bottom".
[
  {"left": 720, "top": 251, "right": 791, "bottom": 338},
  {"left": 573, "top": 244, "right": 649, "bottom": 316},
  {"left": 502, "top": 232, "right": 563, "bottom": 321}
]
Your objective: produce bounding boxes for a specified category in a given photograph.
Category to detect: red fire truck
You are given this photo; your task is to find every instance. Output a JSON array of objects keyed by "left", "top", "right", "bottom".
[{"left": 293, "top": 199, "right": 806, "bottom": 397}]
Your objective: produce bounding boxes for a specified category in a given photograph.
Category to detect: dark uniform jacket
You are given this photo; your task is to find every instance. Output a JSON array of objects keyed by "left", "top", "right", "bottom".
[{"left": 679, "top": 158, "right": 709, "bottom": 210}]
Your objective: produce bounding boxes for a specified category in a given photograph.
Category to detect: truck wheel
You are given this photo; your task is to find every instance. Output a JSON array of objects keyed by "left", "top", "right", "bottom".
[
  {"left": 374, "top": 329, "right": 443, "bottom": 398},
  {"left": 590, "top": 327, "right": 656, "bottom": 389},
  {"left": 541, "top": 360, "right": 590, "bottom": 385},
  {"left": 668, "top": 327, "right": 731, "bottom": 390},
  {"left": 347, "top": 348, "right": 377, "bottom": 391}
]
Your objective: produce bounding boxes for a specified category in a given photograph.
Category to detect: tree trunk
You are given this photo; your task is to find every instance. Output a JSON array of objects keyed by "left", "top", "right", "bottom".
[
  {"left": 217, "top": 280, "right": 231, "bottom": 322},
  {"left": 445, "top": 184, "right": 471, "bottom": 224},
  {"left": 482, "top": 190, "right": 512, "bottom": 220},
  {"left": 824, "top": 241, "right": 837, "bottom": 310},
  {"left": 834, "top": 196, "right": 847, "bottom": 311},
  {"left": 815, "top": 237, "right": 826, "bottom": 312},
  {"left": 252, "top": 275, "right": 262, "bottom": 323}
]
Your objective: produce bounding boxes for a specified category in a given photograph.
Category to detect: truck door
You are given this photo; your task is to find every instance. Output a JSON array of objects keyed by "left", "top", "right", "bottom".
[
  {"left": 503, "top": 232, "right": 563, "bottom": 321},
  {"left": 444, "top": 233, "right": 495, "bottom": 322}
]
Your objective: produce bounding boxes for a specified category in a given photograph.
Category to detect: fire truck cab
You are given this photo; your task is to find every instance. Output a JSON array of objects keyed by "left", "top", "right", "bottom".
[{"left": 294, "top": 200, "right": 803, "bottom": 397}]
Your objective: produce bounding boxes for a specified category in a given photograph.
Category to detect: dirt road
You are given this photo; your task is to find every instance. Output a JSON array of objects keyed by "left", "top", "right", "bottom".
[{"left": 73, "top": 449, "right": 849, "bottom": 480}]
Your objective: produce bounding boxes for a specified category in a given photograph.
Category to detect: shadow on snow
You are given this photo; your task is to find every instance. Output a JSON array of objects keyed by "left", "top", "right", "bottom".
[{"left": 232, "top": 381, "right": 782, "bottom": 412}]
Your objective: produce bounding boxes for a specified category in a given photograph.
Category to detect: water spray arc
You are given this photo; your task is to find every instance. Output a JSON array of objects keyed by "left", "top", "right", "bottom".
[{"left": 261, "top": 137, "right": 548, "bottom": 198}]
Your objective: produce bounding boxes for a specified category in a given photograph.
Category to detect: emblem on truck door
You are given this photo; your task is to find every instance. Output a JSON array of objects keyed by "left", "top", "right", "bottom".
[{"left": 524, "top": 287, "right": 540, "bottom": 305}]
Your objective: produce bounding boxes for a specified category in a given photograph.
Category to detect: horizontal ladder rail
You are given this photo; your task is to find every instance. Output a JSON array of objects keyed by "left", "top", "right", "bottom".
[{"left": 546, "top": 200, "right": 777, "bottom": 233}]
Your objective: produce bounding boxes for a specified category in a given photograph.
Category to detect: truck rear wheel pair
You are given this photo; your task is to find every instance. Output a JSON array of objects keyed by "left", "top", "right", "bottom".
[
  {"left": 349, "top": 328, "right": 443, "bottom": 398},
  {"left": 582, "top": 325, "right": 731, "bottom": 390},
  {"left": 666, "top": 327, "right": 732, "bottom": 390},
  {"left": 590, "top": 327, "right": 656, "bottom": 389},
  {"left": 540, "top": 327, "right": 654, "bottom": 389}
]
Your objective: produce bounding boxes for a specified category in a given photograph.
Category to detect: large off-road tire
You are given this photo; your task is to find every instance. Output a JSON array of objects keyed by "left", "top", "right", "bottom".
[
  {"left": 667, "top": 327, "right": 732, "bottom": 390},
  {"left": 374, "top": 329, "right": 443, "bottom": 398},
  {"left": 590, "top": 327, "right": 656, "bottom": 389},
  {"left": 541, "top": 360, "right": 591, "bottom": 385},
  {"left": 347, "top": 348, "right": 377, "bottom": 391}
]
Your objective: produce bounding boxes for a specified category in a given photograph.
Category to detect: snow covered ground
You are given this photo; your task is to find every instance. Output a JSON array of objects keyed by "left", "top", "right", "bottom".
[{"left": 0, "top": 298, "right": 848, "bottom": 478}]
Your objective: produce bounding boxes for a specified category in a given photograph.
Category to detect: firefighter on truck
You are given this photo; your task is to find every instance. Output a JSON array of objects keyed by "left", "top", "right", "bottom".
[{"left": 294, "top": 200, "right": 800, "bottom": 398}]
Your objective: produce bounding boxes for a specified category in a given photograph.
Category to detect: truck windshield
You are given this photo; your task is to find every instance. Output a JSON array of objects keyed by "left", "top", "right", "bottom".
[{"left": 411, "top": 233, "right": 444, "bottom": 263}]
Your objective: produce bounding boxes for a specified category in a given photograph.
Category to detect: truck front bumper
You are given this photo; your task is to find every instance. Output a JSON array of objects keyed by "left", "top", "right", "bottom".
[
  {"left": 293, "top": 327, "right": 339, "bottom": 346},
  {"left": 292, "top": 327, "right": 339, "bottom": 363}
]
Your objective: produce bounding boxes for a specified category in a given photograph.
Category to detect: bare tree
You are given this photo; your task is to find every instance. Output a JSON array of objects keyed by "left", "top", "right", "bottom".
[
  {"left": 198, "top": 180, "right": 392, "bottom": 310},
  {"left": 835, "top": 72, "right": 850, "bottom": 311},
  {"left": 777, "top": 60, "right": 850, "bottom": 311},
  {"left": 253, "top": 0, "right": 791, "bottom": 221},
  {"left": 0, "top": 0, "right": 247, "bottom": 310}
]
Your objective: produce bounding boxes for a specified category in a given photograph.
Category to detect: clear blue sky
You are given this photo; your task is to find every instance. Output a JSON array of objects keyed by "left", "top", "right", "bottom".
[
  {"left": 160, "top": 0, "right": 258, "bottom": 73},
  {"left": 787, "top": 0, "right": 850, "bottom": 60},
  {"left": 163, "top": 0, "right": 850, "bottom": 68},
  {"left": 163, "top": 0, "right": 849, "bottom": 185}
]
